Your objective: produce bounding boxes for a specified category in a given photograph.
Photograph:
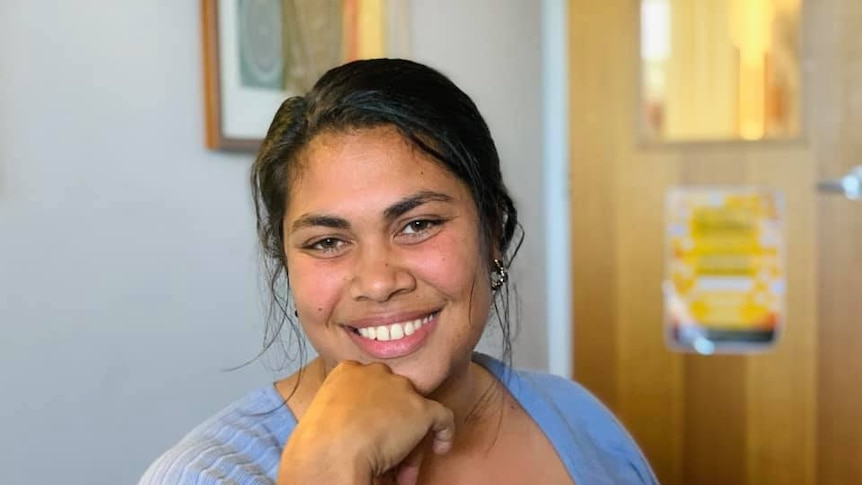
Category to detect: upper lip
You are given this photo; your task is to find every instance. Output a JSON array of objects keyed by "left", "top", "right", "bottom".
[{"left": 342, "top": 309, "right": 441, "bottom": 329}]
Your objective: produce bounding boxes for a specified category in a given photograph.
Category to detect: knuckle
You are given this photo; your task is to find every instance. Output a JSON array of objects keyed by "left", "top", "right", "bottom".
[
  {"left": 390, "top": 373, "right": 415, "bottom": 390},
  {"left": 366, "top": 362, "right": 392, "bottom": 374},
  {"left": 333, "top": 360, "right": 359, "bottom": 374}
]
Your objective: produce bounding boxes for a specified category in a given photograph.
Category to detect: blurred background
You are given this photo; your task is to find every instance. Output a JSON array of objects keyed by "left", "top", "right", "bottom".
[
  {"left": 0, "top": 1, "right": 563, "bottom": 483},
  {"left": 4, "top": 0, "right": 862, "bottom": 484}
]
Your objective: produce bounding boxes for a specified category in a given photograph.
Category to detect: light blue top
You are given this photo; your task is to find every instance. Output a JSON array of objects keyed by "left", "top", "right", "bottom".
[{"left": 140, "top": 354, "right": 658, "bottom": 484}]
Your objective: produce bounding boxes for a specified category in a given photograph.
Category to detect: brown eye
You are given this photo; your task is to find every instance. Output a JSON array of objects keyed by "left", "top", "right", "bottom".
[
  {"left": 308, "top": 237, "right": 346, "bottom": 253},
  {"left": 402, "top": 219, "right": 438, "bottom": 235}
]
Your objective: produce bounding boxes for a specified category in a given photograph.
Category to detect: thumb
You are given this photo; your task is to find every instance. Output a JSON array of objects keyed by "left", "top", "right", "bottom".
[
  {"left": 395, "top": 442, "right": 425, "bottom": 485},
  {"left": 426, "top": 401, "right": 455, "bottom": 455},
  {"left": 395, "top": 400, "right": 455, "bottom": 485}
]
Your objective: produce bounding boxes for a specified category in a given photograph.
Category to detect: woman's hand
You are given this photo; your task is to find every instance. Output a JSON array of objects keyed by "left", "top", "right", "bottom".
[{"left": 277, "top": 361, "right": 455, "bottom": 485}]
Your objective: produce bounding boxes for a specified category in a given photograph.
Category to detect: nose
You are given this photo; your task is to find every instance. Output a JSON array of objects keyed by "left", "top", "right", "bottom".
[{"left": 348, "top": 244, "right": 416, "bottom": 302}]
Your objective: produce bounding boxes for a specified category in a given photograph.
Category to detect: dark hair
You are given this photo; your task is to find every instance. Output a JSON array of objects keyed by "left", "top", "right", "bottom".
[{"left": 250, "top": 58, "right": 522, "bottom": 370}]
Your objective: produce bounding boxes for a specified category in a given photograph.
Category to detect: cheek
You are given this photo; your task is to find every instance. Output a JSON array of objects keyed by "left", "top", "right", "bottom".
[
  {"left": 410, "top": 229, "right": 490, "bottom": 308},
  {"left": 287, "top": 257, "right": 345, "bottom": 323},
  {"left": 411, "top": 233, "right": 492, "bottom": 355}
]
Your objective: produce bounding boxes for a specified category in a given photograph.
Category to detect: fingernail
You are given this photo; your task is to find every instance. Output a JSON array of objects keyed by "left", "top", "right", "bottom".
[{"left": 433, "top": 440, "right": 451, "bottom": 454}]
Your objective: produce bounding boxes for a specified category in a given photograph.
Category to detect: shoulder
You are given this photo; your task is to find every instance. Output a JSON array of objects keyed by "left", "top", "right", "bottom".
[
  {"left": 513, "top": 369, "right": 632, "bottom": 439},
  {"left": 511, "top": 368, "right": 659, "bottom": 484},
  {"left": 473, "top": 353, "right": 657, "bottom": 484},
  {"left": 514, "top": 369, "right": 624, "bottom": 429},
  {"left": 139, "top": 386, "right": 296, "bottom": 485}
]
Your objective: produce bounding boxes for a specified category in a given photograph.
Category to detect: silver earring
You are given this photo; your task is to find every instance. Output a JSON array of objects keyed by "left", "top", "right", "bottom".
[{"left": 490, "top": 259, "right": 508, "bottom": 290}]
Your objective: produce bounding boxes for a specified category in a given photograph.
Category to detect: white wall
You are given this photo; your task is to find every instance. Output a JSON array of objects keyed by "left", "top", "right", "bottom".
[
  {"left": 0, "top": 1, "right": 546, "bottom": 483},
  {"left": 411, "top": 0, "right": 548, "bottom": 372}
]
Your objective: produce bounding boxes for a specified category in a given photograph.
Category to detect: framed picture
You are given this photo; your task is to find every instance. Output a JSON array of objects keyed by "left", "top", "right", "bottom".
[{"left": 201, "top": 0, "right": 411, "bottom": 151}]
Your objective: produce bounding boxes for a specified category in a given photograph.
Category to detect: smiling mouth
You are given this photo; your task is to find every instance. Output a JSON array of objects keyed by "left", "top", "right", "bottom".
[{"left": 347, "top": 311, "right": 439, "bottom": 342}]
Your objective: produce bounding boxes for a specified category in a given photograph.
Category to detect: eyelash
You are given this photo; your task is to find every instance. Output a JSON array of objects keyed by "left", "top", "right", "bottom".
[
  {"left": 306, "top": 237, "right": 346, "bottom": 253},
  {"left": 302, "top": 219, "right": 444, "bottom": 255},
  {"left": 400, "top": 218, "right": 442, "bottom": 237}
]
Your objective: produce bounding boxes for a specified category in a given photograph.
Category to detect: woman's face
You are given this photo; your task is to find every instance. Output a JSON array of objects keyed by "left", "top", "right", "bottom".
[{"left": 283, "top": 126, "right": 492, "bottom": 395}]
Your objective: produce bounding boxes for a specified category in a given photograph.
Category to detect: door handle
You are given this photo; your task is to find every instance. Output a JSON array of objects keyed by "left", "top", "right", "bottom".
[{"left": 818, "top": 166, "right": 862, "bottom": 200}]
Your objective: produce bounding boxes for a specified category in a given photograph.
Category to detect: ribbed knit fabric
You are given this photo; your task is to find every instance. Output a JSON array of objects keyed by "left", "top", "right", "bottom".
[{"left": 140, "top": 354, "right": 658, "bottom": 484}]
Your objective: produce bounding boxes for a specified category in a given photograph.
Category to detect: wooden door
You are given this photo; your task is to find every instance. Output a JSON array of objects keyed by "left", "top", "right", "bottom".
[{"left": 568, "top": 1, "right": 861, "bottom": 484}]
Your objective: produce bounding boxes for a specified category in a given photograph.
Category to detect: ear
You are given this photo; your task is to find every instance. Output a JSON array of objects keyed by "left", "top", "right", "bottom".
[
  {"left": 486, "top": 245, "right": 502, "bottom": 268},
  {"left": 486, "top": 222, "right": 503, "bottom": 261}
]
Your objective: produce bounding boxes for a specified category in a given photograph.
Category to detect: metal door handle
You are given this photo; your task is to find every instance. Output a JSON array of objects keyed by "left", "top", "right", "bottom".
[{"left": 818, "top": 166, "right": 862, "bottom": 200}]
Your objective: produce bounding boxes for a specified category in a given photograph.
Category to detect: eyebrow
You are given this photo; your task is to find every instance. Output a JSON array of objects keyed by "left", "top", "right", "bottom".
[
  {"left": 290, "top": 215, "right": 350, "bottom": 232},
  {"left": 383, "top": 191, "right": 454, "bottom": 221},
  {"left": 290, "top": 191, "right": 454, "bottom": 233}
]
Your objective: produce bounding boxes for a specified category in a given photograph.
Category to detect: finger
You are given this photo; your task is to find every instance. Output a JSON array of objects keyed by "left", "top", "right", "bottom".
[
  {"left": 426, "top": 402, "right": 455, "bottom": 455},
  {"left": 395, "top": 442, "right": 425, "bottom": 485}
]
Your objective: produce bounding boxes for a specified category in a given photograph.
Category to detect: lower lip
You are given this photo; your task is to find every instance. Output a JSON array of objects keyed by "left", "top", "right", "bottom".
[{"left": 347, "top": 314, "right": 439, "bottom": 359}]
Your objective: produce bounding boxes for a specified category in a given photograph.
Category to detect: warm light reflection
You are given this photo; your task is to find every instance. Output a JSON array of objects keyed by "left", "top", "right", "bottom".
[
  {"left": 640, "top": 0, "right": 801, "bottom": 141},
  {"left": 281, "top": 0, "right": 400, "bottom": 94},
  {"left": 731, "top": 0, "right": 773, "bottom": 139},
  {"left": 342, "top": 0, "right": 387, "bottom": 60}
]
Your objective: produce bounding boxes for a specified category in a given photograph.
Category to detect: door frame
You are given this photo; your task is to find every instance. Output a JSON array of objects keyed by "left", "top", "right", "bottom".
[{"left": 541, "top": 0, "right": 572, "bottom": 378}]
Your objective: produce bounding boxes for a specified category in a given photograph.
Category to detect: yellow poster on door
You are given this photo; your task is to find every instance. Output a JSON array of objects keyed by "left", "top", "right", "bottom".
[{"left": 665, "top": 188, "right": 784, "bottom": 354}]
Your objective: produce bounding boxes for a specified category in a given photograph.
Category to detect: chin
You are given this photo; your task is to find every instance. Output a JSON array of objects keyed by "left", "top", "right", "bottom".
[
  {"left": 397, "top": 367, "right": 447, "bottom": 396},
  {"left": 389, "top": 352, "right": 472, "bottom": 397}
]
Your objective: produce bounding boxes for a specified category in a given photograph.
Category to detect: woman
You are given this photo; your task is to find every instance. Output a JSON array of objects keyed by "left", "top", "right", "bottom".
[{"left": 141, "top": 59, "right": 657, "bottom": 485}]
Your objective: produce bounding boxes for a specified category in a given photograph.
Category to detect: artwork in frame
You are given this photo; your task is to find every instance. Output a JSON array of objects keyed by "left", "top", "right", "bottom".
[{"left": 201, "top": 0, "right": 411, "bottom": 151}]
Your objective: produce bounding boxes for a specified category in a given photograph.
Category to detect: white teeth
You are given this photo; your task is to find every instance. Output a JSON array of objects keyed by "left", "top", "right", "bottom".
[{"left": 356, "top": 314, "right": 435, "bottom": 342}]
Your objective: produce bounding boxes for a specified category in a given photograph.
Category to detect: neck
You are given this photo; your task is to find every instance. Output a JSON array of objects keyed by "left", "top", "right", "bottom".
[{"left": 428, "top": 359, "right": 502, "bottom": 445}]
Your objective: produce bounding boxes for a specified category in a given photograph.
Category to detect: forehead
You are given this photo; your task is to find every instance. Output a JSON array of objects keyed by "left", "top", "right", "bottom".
[{"left": 287, "top": 127, "right": 472, "bottom": 216}]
